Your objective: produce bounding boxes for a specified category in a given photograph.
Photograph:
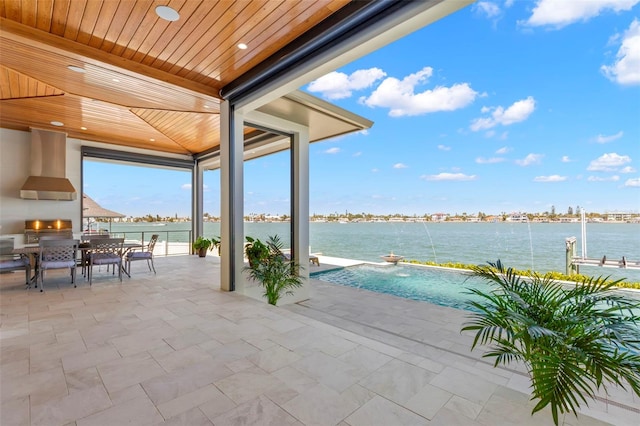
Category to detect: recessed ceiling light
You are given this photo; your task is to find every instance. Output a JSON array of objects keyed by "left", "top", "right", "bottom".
[
  {"left": 67, "top": 65, "right": 86, "bottom": 73},
  {"left": 150, "top": 138, "right": 155, "bottom": 142},
  {"left": 204, "top": 105, "right": 210, "bottom": 109},
  {"left": 81, "top": 126, "right": 87, "bottom": 130},
  {"left": 50, "top": 121, "right": 64, "bottom": 127},
  {"left": 238, "top": 43, "right": 248, "bottom": 50},
  {"left": 112, "top": 78, "right": 120, "bottom": 83},
  {"left": 156, "top": 5, "right": 180, "bottom": 21}
]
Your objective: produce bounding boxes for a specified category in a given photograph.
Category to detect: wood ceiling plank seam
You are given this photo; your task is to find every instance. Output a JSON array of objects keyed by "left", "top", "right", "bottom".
[
  {"left": 34, "top": 0, "right": 54, "bottom": 32},
  {"left": 75, "top": 0, "right": 102, "bottom": 44},
  {"left": 1, "top": 0, "right": 20, "bottom": 21},
  {"left": 204, "top": 0, "right": 322, "bottom": 84},
  {"left": 0, "top": 67, "right": 9, "bottom": 99},
  {"left": 7, "top": 65, "right": 20, "bottom": 99},
  {"left": 50, "top": 0, "right": 71, "bottom": 36},
  {"left": 108, "top": 0, "right": 154, "bottom": 56},
  {"left": 178, "top": 0, "right": 258, "bottom": 81},
  {"left": 0, "top": 93, "right": 64, "bottom": 101},
  {"left": 138, "top": 0, "right": 202, "bottom": 68},
  {"left": 124, "top": 2, "right": 172, "bottom": 62},
  {"left": 21, "top": 0, "right": 38, "bottom": 27},
  {"left": 134, "top": 0, "right": 191, "bottom": 65},
  {"left": 98, "top": 0, "right": 138, "bottom": 53},
  {"left": 153, "top": 2, "right": 230, "bottom": 74},
  {"left": 0, "top": 21, "right": 223, "bottom": 99},
  {"left": 86, "top": 0, "right": 119, "bottom": 49},
  {"left": 115, "top": 0, "right": 164, "bottom": 59},
  {"left": 27, "top": 72, "right": 38, "bottom": 97},
  {"left": 169, "top": 0, "right": 276, "bottom": 79},
  {"left": 63, "top": 0, "right": 88, "bottom": 40},
  {"left": 204, "top": 0, "right": 304, "bottom": 82},
  {"left": 131, "top": 107, "right": 196, "bottom": 155}
]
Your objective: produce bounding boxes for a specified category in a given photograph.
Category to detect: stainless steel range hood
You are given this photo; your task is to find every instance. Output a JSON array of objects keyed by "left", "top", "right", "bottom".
[{"left": 20, "top": 129, "right": 77, "bottom": 201}]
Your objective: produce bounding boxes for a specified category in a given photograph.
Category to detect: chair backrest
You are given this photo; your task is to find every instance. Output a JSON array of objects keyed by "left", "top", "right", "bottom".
[
  {"left": 90, "top": 238, "right": 124, "bottom": 256},
  {"left": 147, "top": 234, "right": 159, "bottom": 252},
  {"left": 39, "top": 239, "right": 79, "bottom": 262},
  {"left": 0, "top": 238, "right": 15, "bottom": 260}
]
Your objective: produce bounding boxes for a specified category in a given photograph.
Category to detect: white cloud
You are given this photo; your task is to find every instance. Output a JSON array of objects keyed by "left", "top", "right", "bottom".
[
  {"left": 496, "top": 146, "right": 511, "bottom": 154},
  {"left": 533, "top": 175, "right": 567, "bottom": 182},
  {"left": 516, "top": 153, "right": 544, "bottom": 166},
  {"left": 587, "top": 152, "right": 631, "bottom": 171},
  {"left": 181, "top": 184, "right": 191, "bottom": 190},
  {"left": 620, "top": 166, "right": 636, "bottom": 173},
  {"left": 393, "top": 163, "right": 408, "bottom": 169},
  {"left": 470, "top": 97, "right": 536, "bottom": 131},
  {"left": 476, "top": 157, "right": 506, "bottom": 164},
  {"left": 421, "top": 173, "right": 477, "bottom": 181},
  {"left": 437, "top": 144, "right": 451, "bottom": 151},
  {"left": 625, "top": 177, "right": 640, "bottom": 187},
  {"left": 602, "top": 19, "right": 640, "bottom": 85},
  {"left": 561, "top": 156, "right": 572, "bottom": 163},
  {"left": 474, "top": 1, "right": 501, "bottom": 18},
  {"left": 324, "top": 147, "right": 341, "bottom": 154},
  {"left": 588, "top": 175, "right": 620, "bottom": 182},
  {"left": 361, "top": 67, "right": 478, "bottom": 117},
  {"left": 594, "top": 130, "right": 624, "bottom": 143},
  {"left": 522, "top": 0, "right": 639, "bottom": 29},
  {"left": 353, "top": 151, "right": 362, "bottom": 157},
  {"left": 371, "top": 168, "right": 379, "bottom": 173},
  {"left": 307, "top": 68, "right": 386, "bottom": 99}
]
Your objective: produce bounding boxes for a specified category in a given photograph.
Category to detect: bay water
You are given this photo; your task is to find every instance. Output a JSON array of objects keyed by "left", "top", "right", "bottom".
[{"left": 108, "top": 221, "right": 640, "bottom": 282}]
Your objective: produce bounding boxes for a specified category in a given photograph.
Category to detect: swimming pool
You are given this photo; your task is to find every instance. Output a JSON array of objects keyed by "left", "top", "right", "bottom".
[{"left": 311, "top": 264, "right": 490, "bottom": 311}]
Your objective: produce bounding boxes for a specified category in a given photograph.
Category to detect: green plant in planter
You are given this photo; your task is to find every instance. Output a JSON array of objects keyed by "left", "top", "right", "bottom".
[
  {"left": 245, "top": 235, "right": 303, "bottom": 306},
  {"left": 462, "top": 260, "right": 640, "bottom": 425},
  {"left": 211, "top": 236, "right": 221, "bottom": 256},
  {"left": 192, "top": 236, "right": 213, "bottom": 257},
  {"left": 245, "top": 236, "right": 269, "bottom": 268}
]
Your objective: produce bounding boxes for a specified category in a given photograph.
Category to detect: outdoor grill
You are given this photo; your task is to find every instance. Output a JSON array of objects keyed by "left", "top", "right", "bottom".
[{"left": 24, "top": 219, "right": 73, "bottom": 244}]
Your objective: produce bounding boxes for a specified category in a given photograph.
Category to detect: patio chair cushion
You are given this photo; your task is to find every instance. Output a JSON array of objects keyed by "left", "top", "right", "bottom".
[
  {"left": 0, "top": 257, "right": 30, "bottom": 269},
  {"left": 41, "top": 260, "right": 76, "bottom": 269},
  {"left": 91, "top": 254, "right": 121, "bottom": 265},
  {"left": 127, "top": 251, "right": 152, "bottom": 260}
]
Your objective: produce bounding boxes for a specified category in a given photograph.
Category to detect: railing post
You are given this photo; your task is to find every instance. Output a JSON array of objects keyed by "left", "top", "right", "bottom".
[{"left": 565, "top": 236, "right": 577, "bottom": 275}]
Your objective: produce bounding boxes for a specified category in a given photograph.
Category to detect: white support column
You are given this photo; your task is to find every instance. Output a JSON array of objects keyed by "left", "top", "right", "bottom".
[
  {"left": 192, "top": 162, "right": 203, "bottom": 250},
  {"left": 291, "top": 129, "right": 311, "bottom": 302},
  {"left": 220, "top": 101, "right": 245, "bottom": 292}
]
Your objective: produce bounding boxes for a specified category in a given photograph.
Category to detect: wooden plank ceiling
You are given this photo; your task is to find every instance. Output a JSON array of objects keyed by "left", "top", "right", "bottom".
[{"left": 0, "top": 0, "right": 350, "bottom": 155}]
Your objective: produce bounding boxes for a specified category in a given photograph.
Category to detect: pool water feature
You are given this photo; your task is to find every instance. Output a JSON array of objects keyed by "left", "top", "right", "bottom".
[{"left": 311, "top": 264, "right": 491, "bottom": 311}]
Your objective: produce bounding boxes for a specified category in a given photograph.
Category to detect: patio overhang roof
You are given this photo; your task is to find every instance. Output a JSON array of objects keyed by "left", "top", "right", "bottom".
[{"left": 0, "top": 0, "right": 472, "bottom": 157}]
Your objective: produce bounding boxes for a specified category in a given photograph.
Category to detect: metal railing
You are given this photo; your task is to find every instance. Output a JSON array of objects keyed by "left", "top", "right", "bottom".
[{"left": 108, "top": 230, "right": 193, "bottom": 256}]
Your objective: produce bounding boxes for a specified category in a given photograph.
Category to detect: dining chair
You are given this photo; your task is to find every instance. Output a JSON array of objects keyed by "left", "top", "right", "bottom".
[
  {"left": 88, "top": 238, "right": 124, "bottom": 285},
  {"left": 125, "top": 234, "right": 158, "bottom": 275},
  {"left": 0, "top": 238, "right": 31, "bottom": 286},
  {"left": 80, "top": 234, "right": 111, "bottom": 276},
  {"left": 38, "top": 239, "right": 79, "bottom": 292}
]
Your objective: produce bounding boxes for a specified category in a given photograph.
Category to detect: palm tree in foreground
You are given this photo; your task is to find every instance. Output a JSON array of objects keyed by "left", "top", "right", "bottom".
[{"left": 462, "top": 260, "right": 640, "bottom": 425}]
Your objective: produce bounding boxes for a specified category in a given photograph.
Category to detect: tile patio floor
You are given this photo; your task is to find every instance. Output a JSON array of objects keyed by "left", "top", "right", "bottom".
[{"left": 1, "top": 255, "right": 638, "bottom": 425}]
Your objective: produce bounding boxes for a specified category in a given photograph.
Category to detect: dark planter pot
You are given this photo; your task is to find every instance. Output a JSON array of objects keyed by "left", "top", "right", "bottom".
[{"left": 198, "top": 248, "right": 207, "bottom": 257}]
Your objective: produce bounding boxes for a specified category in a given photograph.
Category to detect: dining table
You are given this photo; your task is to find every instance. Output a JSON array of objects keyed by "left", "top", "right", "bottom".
[{"left": 12, "top": 241, "right": 143, "bottom": 287}]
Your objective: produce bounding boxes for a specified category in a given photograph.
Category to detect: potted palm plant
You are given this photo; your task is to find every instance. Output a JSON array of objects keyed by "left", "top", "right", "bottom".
[
  {"left": 462, "top": 260, "right": 640, "bottom": 425},
  {"left": 245, "top": 235, "right": 303, "bottom": 306},
  {"left": 192, "top": 236, "right": 213, "bottom": 257}
]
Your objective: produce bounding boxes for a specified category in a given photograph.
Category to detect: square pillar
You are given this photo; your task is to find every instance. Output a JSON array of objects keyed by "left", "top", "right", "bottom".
[{"left": 220, "top": 101, "right": 245, "bottom": 292}]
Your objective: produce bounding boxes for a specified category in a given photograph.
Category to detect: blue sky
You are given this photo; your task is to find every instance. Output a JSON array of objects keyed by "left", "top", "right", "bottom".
[{"left": 85, "top": 0, "right": 640, "bottom": 217}]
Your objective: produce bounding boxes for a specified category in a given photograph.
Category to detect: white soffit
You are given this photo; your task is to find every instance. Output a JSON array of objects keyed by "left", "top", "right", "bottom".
[{"left": 256, "top": 90, "right": 373, "bottom": 143}]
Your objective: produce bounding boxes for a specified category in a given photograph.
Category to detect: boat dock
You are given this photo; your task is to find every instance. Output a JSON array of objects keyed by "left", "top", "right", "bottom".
[{"left": 565, "top": 236, "right": 640, "bottom": 275}]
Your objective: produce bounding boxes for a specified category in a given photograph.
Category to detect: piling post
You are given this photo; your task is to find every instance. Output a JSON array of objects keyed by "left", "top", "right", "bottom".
[{"left": 565, "top": 237, "right": 577, "bottom": 275}]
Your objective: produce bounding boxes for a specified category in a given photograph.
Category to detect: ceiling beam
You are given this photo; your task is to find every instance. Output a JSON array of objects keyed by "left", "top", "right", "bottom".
[{"left": 0, "top": 17, "right": 221, "bottom": 102}]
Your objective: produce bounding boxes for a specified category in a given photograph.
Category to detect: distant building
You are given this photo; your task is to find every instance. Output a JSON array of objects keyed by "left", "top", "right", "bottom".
[{"left": 431, "top": 213, "right": 448, "bottom": 222}]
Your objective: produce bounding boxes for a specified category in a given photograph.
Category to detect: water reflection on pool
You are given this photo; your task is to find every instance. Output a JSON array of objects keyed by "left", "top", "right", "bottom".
[{"left": 311, "top": 264, "right": 489, "bottom": 311}]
